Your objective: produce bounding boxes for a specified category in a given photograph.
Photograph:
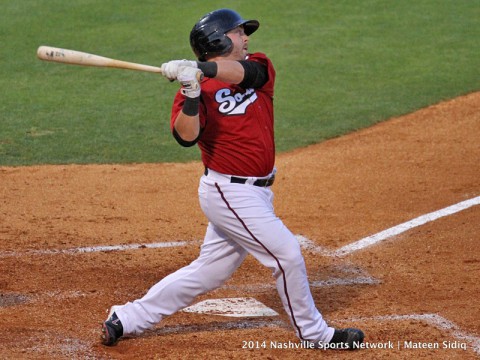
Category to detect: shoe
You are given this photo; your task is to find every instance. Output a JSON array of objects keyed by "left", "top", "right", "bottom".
[
  {"left": 329, "top": 328, "right": 365, "bottom": 350},
  {"left": 101, "top": 310, "right": 124, "bottom": 346}
]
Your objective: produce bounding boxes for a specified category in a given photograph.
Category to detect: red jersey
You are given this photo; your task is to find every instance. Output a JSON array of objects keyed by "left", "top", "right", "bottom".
[{"left": 170, "top": 53, "right": 276, "bottom": 177}]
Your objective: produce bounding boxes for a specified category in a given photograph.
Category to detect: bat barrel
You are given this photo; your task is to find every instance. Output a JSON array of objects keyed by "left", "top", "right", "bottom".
[{"left": 36, "top": 45, "right": 164, "bottom": 74}]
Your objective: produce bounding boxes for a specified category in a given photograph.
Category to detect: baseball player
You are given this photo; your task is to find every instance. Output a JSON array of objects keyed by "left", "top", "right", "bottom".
[{"left": 101, "top": 8, "right": 364, "bottom": 350}]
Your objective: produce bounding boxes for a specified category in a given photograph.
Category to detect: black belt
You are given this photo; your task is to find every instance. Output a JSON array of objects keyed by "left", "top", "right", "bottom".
[
  {"left": 231, "top": 175, "right": 275, "bottom": 187},
  {"left": 204, "top": 168, "right": 275, "bottom": 187}
]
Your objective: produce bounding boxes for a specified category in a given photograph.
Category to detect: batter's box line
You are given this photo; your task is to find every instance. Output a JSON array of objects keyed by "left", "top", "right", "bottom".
[
  {"left": 0, "top": 234, "right": 321, "bottom": 257},
  {"left": 297, "top": 196, "right": 480, "bottom": 258},
  {"left": 0, "top": 235, "right": 325, "bottom": 258},
  {"left": 334, "top": 195, "right": 480, "bottom": 256},
  {"left": 0, "top": 240, "right": 198, "bottom": 258},
  {"left": 335, "top": 313, "right": 480, "bottom": 356}
]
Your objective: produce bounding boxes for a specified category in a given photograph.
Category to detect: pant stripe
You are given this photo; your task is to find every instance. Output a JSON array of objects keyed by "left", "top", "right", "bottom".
[{"left": 214, "top": 183, "right": 304, "bottom": 340}]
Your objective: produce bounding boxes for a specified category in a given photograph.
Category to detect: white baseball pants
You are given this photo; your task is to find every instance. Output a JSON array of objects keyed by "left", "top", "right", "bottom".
[{"left": 116, "top": 169, "right": 334, "bottom": 343}]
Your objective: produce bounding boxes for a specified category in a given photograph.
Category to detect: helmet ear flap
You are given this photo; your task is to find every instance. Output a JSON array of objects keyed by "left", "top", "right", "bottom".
[{"left": 202, "top": 35, "right": 233, "bottom": 60}]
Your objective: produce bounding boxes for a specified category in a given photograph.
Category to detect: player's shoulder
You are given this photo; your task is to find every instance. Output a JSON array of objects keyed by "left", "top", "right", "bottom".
[
  {"left": 246, "top": 52, "right": 270, "bottom": 63},
  {"left": 246, "top": 52, "right": 274, "bottom": 72}
]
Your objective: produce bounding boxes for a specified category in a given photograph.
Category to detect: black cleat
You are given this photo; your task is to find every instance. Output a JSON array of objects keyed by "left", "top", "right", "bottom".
[
  {"left": 329, "top": 328, "right": 365, "bottom": 350},
  {"left": 101, "top": 312, "right": 124, "bottom": 346}
]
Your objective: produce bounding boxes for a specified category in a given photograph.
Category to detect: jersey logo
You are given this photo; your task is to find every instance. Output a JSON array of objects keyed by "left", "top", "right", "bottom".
[{"left": 215, "top": 88, "right": 258, "bottom": 115}]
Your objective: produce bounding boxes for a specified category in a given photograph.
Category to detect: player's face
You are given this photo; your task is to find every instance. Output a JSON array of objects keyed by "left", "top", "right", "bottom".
[{"left": 226, "top": 26, "right": 249, "bottom": 60}]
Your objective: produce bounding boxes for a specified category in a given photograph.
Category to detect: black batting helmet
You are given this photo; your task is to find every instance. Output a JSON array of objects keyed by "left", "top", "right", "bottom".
[{"left": 190, "top": 9, "right": 259, "bottom": 61}]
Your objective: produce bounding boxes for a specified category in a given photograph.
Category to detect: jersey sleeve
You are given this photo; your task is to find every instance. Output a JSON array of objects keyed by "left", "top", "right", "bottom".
[{"left": 246, "top": 52, "right": 275, "bottom": 98}]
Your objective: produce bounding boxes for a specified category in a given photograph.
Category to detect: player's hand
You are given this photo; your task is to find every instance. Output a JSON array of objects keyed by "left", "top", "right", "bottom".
[
  {"left": 161, "top": 60, "right": 197, "bottom": 80},
  {"left": 178, "top": 67, "right": 202, "bottom": 98}
]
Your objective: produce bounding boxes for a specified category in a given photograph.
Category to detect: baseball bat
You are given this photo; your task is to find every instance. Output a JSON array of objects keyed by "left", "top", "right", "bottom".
[{"left": 37, "top": 46, "right": 164, "bottom": 74}]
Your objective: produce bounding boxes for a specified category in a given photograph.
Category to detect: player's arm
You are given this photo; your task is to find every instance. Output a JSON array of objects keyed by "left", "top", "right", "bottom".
[
  {"left": 172, "top": 67, "right": 202, "bottom": 146},
  {"left": 197, "top": 60, "right": 268, "bottom": 88},
  {"left": 161, "top": 58, "right": 268, "bottom": 88},
  {"left": 173, "top": 111, "right": 200, "bottom": 146}
]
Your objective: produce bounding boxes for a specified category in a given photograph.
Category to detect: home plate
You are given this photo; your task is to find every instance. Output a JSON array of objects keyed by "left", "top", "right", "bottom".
[{"left": 182, "top": 297, "right": 279, "bottom": 317}]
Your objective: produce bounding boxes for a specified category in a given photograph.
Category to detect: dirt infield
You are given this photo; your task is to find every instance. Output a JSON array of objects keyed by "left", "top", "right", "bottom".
[{"left": 1, "top": 92, "right": 479, "bottom": 359}]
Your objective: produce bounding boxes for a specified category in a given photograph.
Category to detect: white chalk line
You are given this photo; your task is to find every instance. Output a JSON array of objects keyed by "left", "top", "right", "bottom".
[
  {"left": 311, "top": 276, "right": 380, "bottom": 287},
  {"left": 222, "top": 276, "right": 379, "bottom": 292},
  {"left": 0, "top": 290, "right": 100, "bottom": 312},
  {"left": 334, "top": 195, "right": 480, "bottom": 256},
  {"left": 0, "top": 236, "right": 320, "bottom": 258},
  {"left": 0, "top": 240, "right": 194, "bottom": 258},
  {"left": 337, "top": 313, "right": 480, "bottom": 355},
  {"left": 150, "top": 318, "right": 288, "bottom": 337}
]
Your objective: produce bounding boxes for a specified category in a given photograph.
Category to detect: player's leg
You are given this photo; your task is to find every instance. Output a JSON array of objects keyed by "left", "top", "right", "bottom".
[
  {"left": 114, "top": 223, "right": 247, "bottom": 336},
  {"left": 244, "top": 218, "right": 334, "bottom": 343},
  {"left": 207, "top": 182, "right": 334, "bottom": 344}
]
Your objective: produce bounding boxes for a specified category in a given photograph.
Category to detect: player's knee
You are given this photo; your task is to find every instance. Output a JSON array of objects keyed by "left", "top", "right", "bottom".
[
  {"left": 278, "top": 242, "right": 303, "bottom": 264},
  {"left": 285, "top": 251, "right": 306, "bottom": 269},
  {"left": 270, "top": 247, "right": 305, "bottom": 276}
]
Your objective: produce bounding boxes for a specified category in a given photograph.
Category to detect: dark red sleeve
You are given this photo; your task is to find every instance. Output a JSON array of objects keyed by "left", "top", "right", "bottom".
[{"left": 246, "top": 53, "right": 275, "bottom": 98}]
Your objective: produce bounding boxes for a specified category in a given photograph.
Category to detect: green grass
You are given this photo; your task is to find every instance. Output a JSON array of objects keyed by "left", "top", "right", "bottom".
[{"left": 1, "top": 0, "right": 479, "bottom": 165}]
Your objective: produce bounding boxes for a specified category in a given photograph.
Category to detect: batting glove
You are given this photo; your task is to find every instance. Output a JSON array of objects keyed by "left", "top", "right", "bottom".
[
  {"left": 161, "top": 60, "right": 197, "bottom": 80},
  {"left": 178, "top": 67, "right": 203, "bottom": 98}
]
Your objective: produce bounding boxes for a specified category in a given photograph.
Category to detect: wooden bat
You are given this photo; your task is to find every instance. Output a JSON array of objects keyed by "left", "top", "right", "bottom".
[
  {"left": 37, "top": 46, "right": 164, "bottom": 74},
  {"left": 36, "top": 46, "right": 203, "bottom": 80}
]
